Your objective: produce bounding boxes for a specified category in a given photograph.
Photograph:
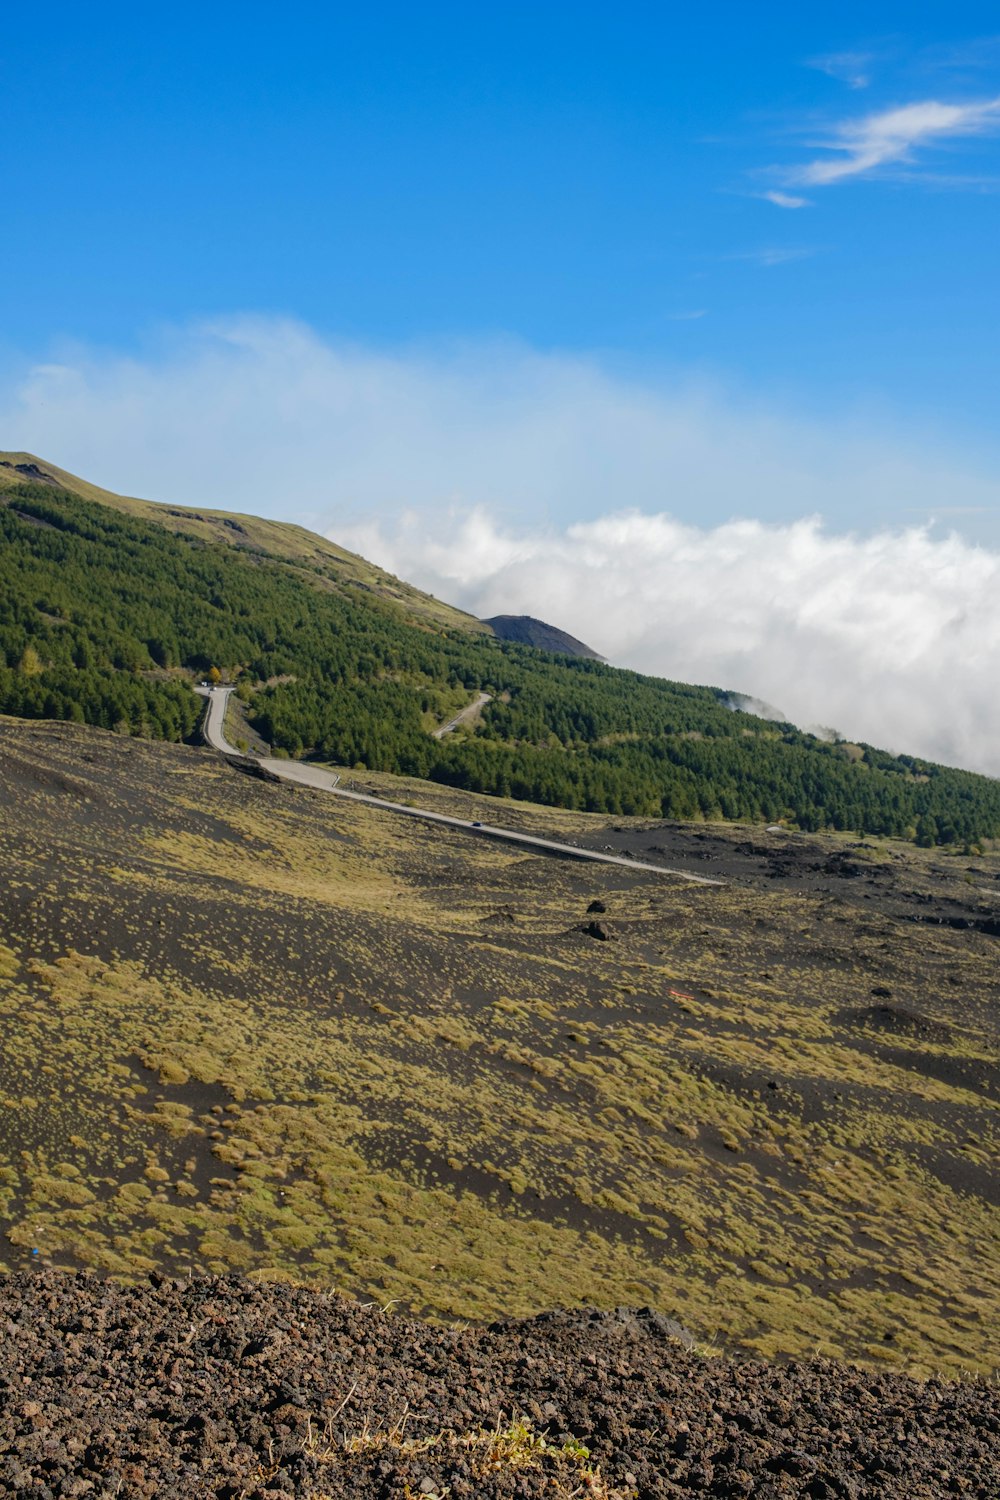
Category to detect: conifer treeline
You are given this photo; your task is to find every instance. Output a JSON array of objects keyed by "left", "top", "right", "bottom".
[{"left": 2, "top": 485, "right": 998, "bottom": 846}]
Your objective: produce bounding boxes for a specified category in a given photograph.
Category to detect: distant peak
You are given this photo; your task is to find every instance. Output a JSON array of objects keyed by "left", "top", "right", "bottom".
[{"left": 483, "top": 614, "right": 603, "bottom": 661}]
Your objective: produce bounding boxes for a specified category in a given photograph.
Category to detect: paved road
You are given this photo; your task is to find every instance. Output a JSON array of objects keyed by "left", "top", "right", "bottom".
[
  {"left": 432, "top": 691, "right": 493, "bottom": 739},
  {"left": 197, "top": 686, "right": 722, "bottom": 885},
  {"left": 197, "top": 684, "right": 243, "bottom": 756}
]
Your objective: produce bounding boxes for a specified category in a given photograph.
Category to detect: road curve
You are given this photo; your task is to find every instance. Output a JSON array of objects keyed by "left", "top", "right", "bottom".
[
  {"left": 197, "top": 686, "right": 722, "bottom": 886},
  {"left": 432, "top": 691, "right": 493, "bottom": 739},
  {"left": 197, "top": 684, "right": 244, "bottom": 756}
]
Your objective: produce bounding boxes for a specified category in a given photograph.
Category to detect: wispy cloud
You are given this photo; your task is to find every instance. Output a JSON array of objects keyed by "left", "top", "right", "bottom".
[
  {"left": 4, "top": 316, "right": 1000, "bottom": 547},
  {"left": 760, "top": 190, "right": 812, "bottom": 209},
  {"left": 3, "top": 315, "right": 1000, "bottom": 771},
  {"left": 808, "top": 51, "right": 874, "bottom": 90},
  {"left": 665, "top": 309, "right": 707, "bottom": 321},
  {"left": 922, "top": 35, "right": 1000, "bottom": 75},
  {"left": 891, "top": 167, "right": 1000, "bottom": 192},
  {"left": 791, "top": 96, "right": 1000, "bottom": 185}
]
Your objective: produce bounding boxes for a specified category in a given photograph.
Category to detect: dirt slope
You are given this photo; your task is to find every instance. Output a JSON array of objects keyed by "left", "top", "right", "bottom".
[{"left": 1, "top": 715, "right": 999, "bottom": 1377}]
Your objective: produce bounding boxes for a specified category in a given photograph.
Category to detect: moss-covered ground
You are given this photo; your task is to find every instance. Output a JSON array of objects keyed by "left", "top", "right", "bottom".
[{"left": 1, "top": 715, "right": 998, "bottom": 1376}]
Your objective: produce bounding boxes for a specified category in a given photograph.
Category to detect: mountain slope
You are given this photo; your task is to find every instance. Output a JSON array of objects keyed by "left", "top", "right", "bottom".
[
  {"left": 484, "top": 613, "right": 603, "bottom": 660},
  {"left": 1, "top": 458, "right": 999, "bottom": 845},
  {"left": 1, "top": 715, "right": 999, "bottom": 1374},
  {"left": 0, "top": 451, "right": 487, "bottom": 636}
]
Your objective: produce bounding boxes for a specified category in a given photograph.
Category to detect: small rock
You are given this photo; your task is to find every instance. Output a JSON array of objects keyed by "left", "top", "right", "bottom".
[{"left": 579, "top": 920, "right": 613, "bottom": 941}]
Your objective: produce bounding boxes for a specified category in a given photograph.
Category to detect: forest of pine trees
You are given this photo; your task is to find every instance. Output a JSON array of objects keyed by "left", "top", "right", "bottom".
[{"left": 3, "top": 483, "right": 999, "bottom": 847}]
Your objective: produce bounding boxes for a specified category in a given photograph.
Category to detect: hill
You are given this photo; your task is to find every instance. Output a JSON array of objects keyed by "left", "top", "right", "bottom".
[
  {"left": 484, "top": 613, "right": 603, "bottom": 659},
  {"left": 0, "top": 451, "right": 486, "bottom": 637},
  {"left": 1, "top": 456, "right": 1000, "bottom": 845},
  {"left": 1, "top": 714, "right": 999, "bottom": 1376}
]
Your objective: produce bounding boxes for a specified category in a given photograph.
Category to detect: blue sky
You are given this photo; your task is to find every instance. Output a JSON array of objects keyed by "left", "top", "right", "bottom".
[
  {"left": 4, "top": 4, "right": 1000, "bottom": 769},
  {"left": 4, "top": 2, "right": 1000, "bottom": 432}
]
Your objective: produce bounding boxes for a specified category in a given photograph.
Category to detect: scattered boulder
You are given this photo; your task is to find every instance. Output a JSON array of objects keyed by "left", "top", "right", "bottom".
[
  {"left": 577, "top": 919, "right": 614, "bottom": 941},
  {"left": 586, "top": 899, "right": 607, "bottom": 914},
  {"left": 908, "top": 912, "right": 1000, "bottom": 938}
]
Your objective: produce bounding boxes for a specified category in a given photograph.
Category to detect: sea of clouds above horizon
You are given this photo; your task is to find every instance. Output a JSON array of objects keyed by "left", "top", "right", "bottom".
[
  {"left": 344, "top": 505, "right": 1000, "bottom": 777},
  {"left": 3, "top": 316, "right": 1000, "bottom": 777}
]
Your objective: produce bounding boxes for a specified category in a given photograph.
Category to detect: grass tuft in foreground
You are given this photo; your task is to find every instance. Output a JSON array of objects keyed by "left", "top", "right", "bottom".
[{"left": 287, "top": 1411, "right": 615, "bottom": 1499}]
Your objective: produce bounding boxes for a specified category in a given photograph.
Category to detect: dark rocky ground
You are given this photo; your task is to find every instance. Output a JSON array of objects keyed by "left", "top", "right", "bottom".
[{"left": 1, "top": 1271, "right": 998, "bottom": 1500}]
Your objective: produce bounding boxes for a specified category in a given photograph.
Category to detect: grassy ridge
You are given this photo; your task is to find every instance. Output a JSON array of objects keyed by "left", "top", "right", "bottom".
[
  {"left": 0, "top": 451, "right": 486, "bottom": 635},
  {"left": 1, "top": 462, "right": 999, "bottom": 844}
]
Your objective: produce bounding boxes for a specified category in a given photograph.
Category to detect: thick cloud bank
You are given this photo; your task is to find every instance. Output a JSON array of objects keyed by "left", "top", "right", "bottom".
[
  {"left": 2, "top": 316, "right": 999, "bottom": 775},
  {"left": 339, "top": 507, "right": 1000, "bottom": 777}
]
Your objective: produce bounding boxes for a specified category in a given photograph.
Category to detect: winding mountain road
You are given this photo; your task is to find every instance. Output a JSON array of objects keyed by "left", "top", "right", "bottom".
[
  {"left": 197, "top": 686, "right": 722, "bottom": 885},
  {"left": 432, "top": 691, "right": 493, "bottom": 739}
]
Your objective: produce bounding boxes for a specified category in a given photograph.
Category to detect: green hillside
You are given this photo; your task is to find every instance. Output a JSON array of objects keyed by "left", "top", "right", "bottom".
[
  {"left": 1, "top": 463, "right": 999, "bottom": 845},
  {"left": 0, "top": 452, "right": 487, "bottom": 636}
]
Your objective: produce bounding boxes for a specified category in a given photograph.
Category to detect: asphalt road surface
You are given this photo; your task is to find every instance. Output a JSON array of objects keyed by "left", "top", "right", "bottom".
[
  {"left": 197, "top": 686, "right": 722, "bottom": 885},
  {"left": 432, "top": 691, "right": 493, "bottom": 739}
]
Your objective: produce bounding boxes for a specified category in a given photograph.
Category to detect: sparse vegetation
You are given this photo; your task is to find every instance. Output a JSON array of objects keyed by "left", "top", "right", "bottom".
[
  {"left": 305, "top": 1413, "right": 612, "bottom": 1499},
  {"left": 1, "top": 716, "right": 998, "bottom": 1376}
]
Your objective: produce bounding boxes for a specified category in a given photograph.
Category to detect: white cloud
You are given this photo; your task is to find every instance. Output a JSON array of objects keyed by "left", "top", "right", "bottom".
[
  {"left": 808, "top": 52, "right": 873, "bottom": 90},
  {"left": 761, "top": 190, "right": 812, "bottom": 209},
  {"left": 3, "top": 316, "right": 1000, "bottom": 773},
  {"left": 6, "top": 316, "right": 1000, "bottom": 553},
  {"left": 341, "top": 506, "right": 1000, "bottom": 777},
  {"left": 792, "top": 96, "right": 1000, "bottom": 185},
  {"left": 9, "top": 317, "right": 1000, "bottom": 549}
]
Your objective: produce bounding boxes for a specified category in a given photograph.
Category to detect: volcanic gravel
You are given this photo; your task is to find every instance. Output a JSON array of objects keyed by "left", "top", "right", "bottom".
[{"left": 1, "top": 1273, "right": 998, "bottom": 1498}]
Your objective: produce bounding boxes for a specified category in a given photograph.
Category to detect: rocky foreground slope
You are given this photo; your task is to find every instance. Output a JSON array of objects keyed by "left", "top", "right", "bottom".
[{"left": 1, "top": 1272, "right": 997, "bottom": 1499}]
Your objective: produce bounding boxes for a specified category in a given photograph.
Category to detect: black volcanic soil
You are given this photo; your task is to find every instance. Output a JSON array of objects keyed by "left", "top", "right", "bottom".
[
  {"left": 2, "top": 715, "right": 1000, "bottom": 1381},
  {"left": 3, "top": 1271, "right": 998, "bottom": 1500},
  {"left": 577, "top": 819, "right": 1000, "bottom": 925},
  {"left": 483, "top": 614, "right": 603, "bottom": 660}
]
